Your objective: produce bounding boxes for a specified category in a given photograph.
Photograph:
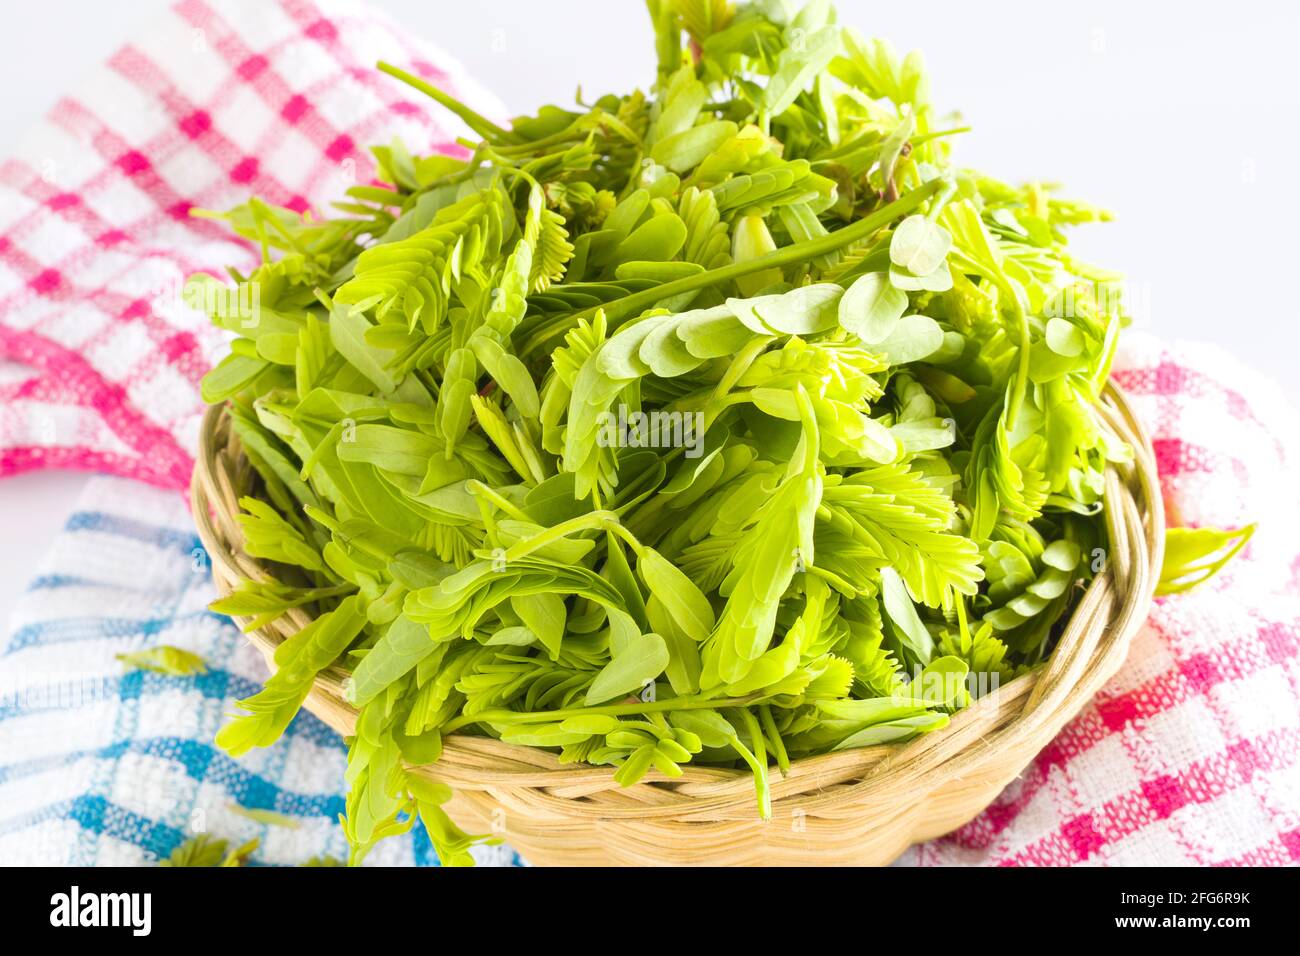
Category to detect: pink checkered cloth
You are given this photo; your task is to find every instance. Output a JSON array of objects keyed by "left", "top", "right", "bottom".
[
  {"left": 1, "top": 1, "right": 1297, "bottom": 868},
  {"left": 0, "top": 0, "right": 500, "bottom": 487}
]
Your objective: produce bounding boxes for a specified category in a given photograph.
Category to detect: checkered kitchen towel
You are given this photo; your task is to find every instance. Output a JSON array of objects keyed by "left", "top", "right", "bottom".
[
  {"left": 1, "top": 0, "right": 1298, "bottom": 867},
  {"left": 0, "top": 0, "right": 501, "bottom": 488}
]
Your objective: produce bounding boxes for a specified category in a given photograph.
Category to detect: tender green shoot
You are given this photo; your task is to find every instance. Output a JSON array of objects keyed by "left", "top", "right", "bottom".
[{"left": 195, "top": 0, "right": 1248, "bottom": 865}]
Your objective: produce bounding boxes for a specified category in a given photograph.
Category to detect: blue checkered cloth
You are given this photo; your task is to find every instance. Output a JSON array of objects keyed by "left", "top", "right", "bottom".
[{"left": 0, "top": 476, "right": 524, "bottom": 866}]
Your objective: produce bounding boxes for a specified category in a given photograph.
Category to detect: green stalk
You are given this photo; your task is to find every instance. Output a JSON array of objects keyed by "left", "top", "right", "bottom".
[
  {"left": 711, "top": 335, "right": 775, "bottom": 401},
  {"left": 759, "top": 704, "right": 790, "bottom": 776},
  {"left": 520, "top": 178, "right": 945, "bottom": 358},
  {"left": 1005, "top": 295, "right": 1031, "bottom": 429},
  {"left": 501, "top": 510, "right": 621, "bottom": 562},
  {"left": 376, "top": 61, "right": 518, "bottom": 144},
  {"left": 733, "top": 708, "right": 772, "bottom": 819},
  {"left": 441, "top": 694, "right": 762, "bottom": 733},
  {"left": 466, "top": 479, "right": 535, "bottom": 525}
]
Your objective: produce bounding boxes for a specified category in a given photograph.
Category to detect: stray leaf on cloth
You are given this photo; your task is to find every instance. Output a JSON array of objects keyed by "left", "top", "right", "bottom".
[
  {"left": 1157, "top": 524, "right": 1256, "bottom": 596},
  {"left": 159, "top": 834, "right": 259, "bottom": 867},
  {"left": 116, "top": 646, "right": 208, "bottom": 677}
]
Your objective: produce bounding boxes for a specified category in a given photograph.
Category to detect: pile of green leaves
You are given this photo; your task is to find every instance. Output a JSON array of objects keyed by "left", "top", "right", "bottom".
[{"left": 197, "top": 0, "right": 1150, "bottom": 865}]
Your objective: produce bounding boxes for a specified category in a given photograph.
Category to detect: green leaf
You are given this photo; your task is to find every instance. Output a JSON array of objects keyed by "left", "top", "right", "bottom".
[
  {"left": 890, "top": 215, "right": 952, "bottom": 277},
  {"left": 839, "top": 272, "right": 908, "bottom": 342},
  {"left": 1158, "top": 525, "right": 1256, "bottom": 595},
  {"left": 216, "top": 596, "right": 368, "bottom": 756},
  {"left": 585, "top": 632, "right": 670, "bottom": 705},
  {"left": 875, "top": 314, "right": 944, "bottom": 364},
  {"left": 160, "top": 834, "right": 234, "bottom": 867},
  {"left": 612, "top": 215, "right": 689, "bottom": 264},
  {"left": 638, "top": 546, "right": 715, "bottom": 641},
  {"left": 116, "top": 646, "right": 208, "bottom": 677},
  {"left": 762, "top": 25, "right": 842, "bottom": 117},
  {"left": 668, "top": 709, "right": 736, "bottom": 748},
  {"left": 832, "top": 712, "right": 949, "bottom": 750},
  {"left": 904, "top": 655, "right": 969, "bottom": 708},
  {"left": 329, "top": 303, "right": 397, "bottom": 393},
  {"left": 201, "top": 352, "right": 268, "bottom": 403},
  {"left": 511, "top": 592, "right": 567, "bottom": 660},
  {"left": 736, "top": 283, "right": 843, "bottom": 335},
  {"left": 650, "top": 120, "right": 739, "bottom": 173},
  {"left": 1045, "top": 317, "right": 1085, "bottom": 357},
  {"left": 227, "top": 804, "right": 302, "bottom": 828},
  {"left": 879, "top": 567, "right": 933, "bottom": 666},
  {"left": 237, "top": 496, "right": 325, "bottom": 572},
  {"left": 888, "top": 262, "right": 952, "bottom": 293}
]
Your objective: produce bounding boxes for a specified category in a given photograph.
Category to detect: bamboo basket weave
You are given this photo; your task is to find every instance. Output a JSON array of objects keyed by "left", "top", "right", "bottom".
[{"left": 191, "top": 383, "right": 1163, "bottom": 866}]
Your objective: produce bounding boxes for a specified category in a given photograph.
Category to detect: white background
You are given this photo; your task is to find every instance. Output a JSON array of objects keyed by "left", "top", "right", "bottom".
[{"left": 2, "top": 0, "right": 1298, "bottom": 619}]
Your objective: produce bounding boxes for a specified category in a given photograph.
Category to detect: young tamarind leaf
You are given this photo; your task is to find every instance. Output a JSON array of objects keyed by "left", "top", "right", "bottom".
[{"left": 194, "top": 0, "right": 1245, "bottom": 866}]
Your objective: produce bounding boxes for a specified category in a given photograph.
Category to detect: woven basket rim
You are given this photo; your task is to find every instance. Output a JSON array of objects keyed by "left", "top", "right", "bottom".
[{"left": 191, "top": 382, "right": 1163, "bottom": 846}]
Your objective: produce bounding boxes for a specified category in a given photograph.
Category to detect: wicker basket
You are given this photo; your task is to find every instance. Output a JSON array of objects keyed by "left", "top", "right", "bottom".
[{"left": 191, "top": 384, "right": 1163, "bottom": 866}]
